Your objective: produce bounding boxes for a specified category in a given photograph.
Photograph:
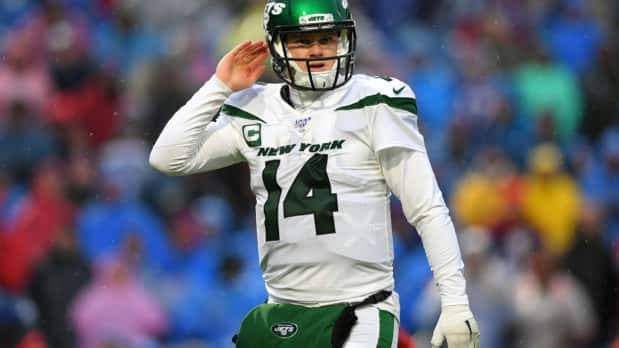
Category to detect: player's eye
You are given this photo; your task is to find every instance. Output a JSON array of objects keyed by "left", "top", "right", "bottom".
[
  {"left": 288, "top": 38, "right": 312, "bottom": 49},
  {"left": 318, "top": 36, "right": 336, "bottom": 46},
  {"left": 287, "top": 33, "right": 338, "bottom": 50}
]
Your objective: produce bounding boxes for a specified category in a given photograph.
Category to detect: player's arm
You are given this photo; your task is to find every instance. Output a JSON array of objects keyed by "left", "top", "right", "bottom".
[
  {"left": 371, "top": 83, "right": 479, "bottom": 347},
  {"left": 149, "top": 41, "right": 269, "bottom": 175},
  {"left": 379, "top": 149, "right": 479, "bottom": 347}
]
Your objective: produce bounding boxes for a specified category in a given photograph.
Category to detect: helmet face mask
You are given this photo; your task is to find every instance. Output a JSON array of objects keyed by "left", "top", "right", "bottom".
[{"left": 264, "top": 0, "right": 357, "bottom": 91}]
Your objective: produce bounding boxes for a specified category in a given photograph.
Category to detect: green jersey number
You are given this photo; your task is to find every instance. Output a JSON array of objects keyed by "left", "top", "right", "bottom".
[{"left": 262, "top": 154, "right": 339, "bottom": 242}]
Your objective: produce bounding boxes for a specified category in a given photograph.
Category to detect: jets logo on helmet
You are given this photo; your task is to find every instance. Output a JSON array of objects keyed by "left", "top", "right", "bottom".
[
  {"left": 264, "top": 0, "right": 357, "bottom": 91},
  {"left": 266, "top": 2, "right": 286, "bottom": 15},
  {"left": 299, "top": 14, "right": 335, "bottom": 25},
  {"left": 264, "top": 2, "right": 287, "bottom": 31}
]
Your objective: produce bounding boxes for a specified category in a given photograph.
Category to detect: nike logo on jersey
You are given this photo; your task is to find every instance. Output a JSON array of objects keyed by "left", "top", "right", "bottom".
[{"left": 393, "top": 86, "right": 405, "bottom": 95}]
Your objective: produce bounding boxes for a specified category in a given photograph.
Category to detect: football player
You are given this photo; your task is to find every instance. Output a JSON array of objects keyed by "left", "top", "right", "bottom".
[{"left": 150, "top": 0, "right": 480, "bottom": 347}]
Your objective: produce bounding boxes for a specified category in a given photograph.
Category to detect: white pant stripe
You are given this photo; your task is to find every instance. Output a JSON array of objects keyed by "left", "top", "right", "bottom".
[{"left": 342, "top": 306, "right": 398, "bottom": 348}]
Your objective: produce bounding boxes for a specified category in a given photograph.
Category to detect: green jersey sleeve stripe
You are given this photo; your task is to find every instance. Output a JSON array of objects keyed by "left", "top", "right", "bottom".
[
  {"left": 221, "top": 104, "right": 266, "bottom": 123},
  {"left": 335, "top": 94, "right": 418, "bottom": 114}
]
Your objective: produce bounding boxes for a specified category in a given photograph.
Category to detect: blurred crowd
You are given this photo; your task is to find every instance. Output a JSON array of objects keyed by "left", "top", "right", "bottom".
[{"left": 0, "top": 0, "right": 617, "bottom": 347}]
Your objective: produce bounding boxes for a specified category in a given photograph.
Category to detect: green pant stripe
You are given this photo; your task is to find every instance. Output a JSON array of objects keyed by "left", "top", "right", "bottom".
[{"left": 377, "top": 310, "right": 395, "bottom": 348}]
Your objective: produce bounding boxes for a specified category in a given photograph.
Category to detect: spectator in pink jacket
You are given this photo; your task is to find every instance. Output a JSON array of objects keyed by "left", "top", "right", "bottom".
[{"left": 70, "top": 257, "right": 167, "bottom": 348}]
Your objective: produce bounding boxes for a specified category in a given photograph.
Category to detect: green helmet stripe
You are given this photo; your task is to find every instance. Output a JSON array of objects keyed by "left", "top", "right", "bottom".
[{"left": 266, "top": 0, "right": 351, "bottom": 30}]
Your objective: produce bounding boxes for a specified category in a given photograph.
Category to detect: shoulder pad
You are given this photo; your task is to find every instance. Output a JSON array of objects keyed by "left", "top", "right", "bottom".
[
  {"left": 220, "top": 83, "right": 282, "bottom": 124},
  {"left": 335, "top": 75, "right": 417, "bottom": 115},
  {"left": 352, "top": 74, "right": 416, "bottom": 99},
  {"left": 226, "top": 83, "right": 269, "bottom": 109}
]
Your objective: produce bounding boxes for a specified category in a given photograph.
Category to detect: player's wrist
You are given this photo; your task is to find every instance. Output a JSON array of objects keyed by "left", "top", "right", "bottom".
[
  {"left": 440, "top": 304, "right": 474, "bottom": 320},
  {"left": 210, "top": 74, "right": 234, "bottom": 95},
  {"left": 436, "top": 287, "right": 469, "bottom": 309}
]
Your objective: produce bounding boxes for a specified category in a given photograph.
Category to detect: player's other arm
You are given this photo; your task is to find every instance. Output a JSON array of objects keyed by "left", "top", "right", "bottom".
[
  {"left": 380, "top": 149, "right": 479, "bottom": 347},
  {"left": 149, "top": 41, "right": 269, "bottom": 175},
  {"left": 371, "top": 82, "right": 479, "bottom": 347}
]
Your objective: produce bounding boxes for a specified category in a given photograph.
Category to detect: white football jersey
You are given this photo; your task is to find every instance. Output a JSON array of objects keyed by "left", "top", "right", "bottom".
[{"left": 201, "top": 75, "right": 425, "bottom": 314}]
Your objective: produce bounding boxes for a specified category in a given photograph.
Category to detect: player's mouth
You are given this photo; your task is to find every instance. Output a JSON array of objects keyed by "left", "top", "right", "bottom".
[{"left": 309, "top": 62, "right": 328, "bottom": 71}]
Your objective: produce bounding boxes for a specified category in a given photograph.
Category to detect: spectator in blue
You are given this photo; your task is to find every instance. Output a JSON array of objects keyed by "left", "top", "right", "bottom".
[
  {"left": 0, "top": 100, "right": 58, "bottom": 185},
  {"left": 359, "top": 0, "right": 421, "bottom": 34},
  {"left": 166, "top": 250, "right": 266, "bottom": 347},
  {"left": 152, "top": 211, "right": 219, "bottom": 343},
  {"left": 0, "top": 171, "right": 27, "bottom": 231},
  {"left": 395, "top": 244, "right": 432, "bottom": 333},
  {"left": 91, "top": 3, "right": 165, "bottom": 76},
  {"left": 430, "top": 118, "right": 479, "bottom": 199},
  {"left": 0, "top": 0, "right": 36, "bottom": 30},
  {"left": 581, "top": 126, "right": 619, "bottom": 244},
  {"left": 545, "top": 0, "right": 603, "bottom": 75},
  {"left": 0, "top": 287, "right": 25, "bottom": 347},
  {"left": 158, "top": 195, "right": 265, "bottom": 345},
  {"left": 202, "top": 253, "right": 266, "bottom": 347},
  {"left": 76, "top": 167, "right": 172, "bottom": 272},
  {"left": 404, "top": 27, "right": 456, "bottom": 136},
  {"left": 191, "top": 194, "right": 238, "bottom": 257},
  {"left": 476, "top": 96, "right": 534, "bottom": 169}
]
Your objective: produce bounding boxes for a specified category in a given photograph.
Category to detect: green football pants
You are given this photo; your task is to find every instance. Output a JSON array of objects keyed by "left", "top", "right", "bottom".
[{"left": 234, "top": 302, "right": 398, "bottom": 348}]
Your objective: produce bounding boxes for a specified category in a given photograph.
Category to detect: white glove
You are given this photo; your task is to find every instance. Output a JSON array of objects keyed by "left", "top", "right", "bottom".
[{"left": 431, "top": 304, "right": 480, "bottom": 348}]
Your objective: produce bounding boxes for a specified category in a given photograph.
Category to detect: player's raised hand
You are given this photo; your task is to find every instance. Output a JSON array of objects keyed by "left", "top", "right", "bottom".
[{"left": 216, "top": 41, "right": 269, "bottom": 92}]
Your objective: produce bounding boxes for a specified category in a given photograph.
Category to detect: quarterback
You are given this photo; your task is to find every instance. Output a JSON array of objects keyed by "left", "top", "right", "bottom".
[{"left": 150, "top": 0, "right": 480, "bottom": 347}]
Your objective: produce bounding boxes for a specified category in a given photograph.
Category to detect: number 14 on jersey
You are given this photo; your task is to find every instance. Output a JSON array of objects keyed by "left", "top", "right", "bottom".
[{"left": 262, "top": 154, "right": 339, "bottom": 242}]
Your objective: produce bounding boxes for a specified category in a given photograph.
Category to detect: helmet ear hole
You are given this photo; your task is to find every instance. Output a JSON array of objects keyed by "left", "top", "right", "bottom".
[{"left": 273, "top": 59, "right": 285, "bottom": 74}]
